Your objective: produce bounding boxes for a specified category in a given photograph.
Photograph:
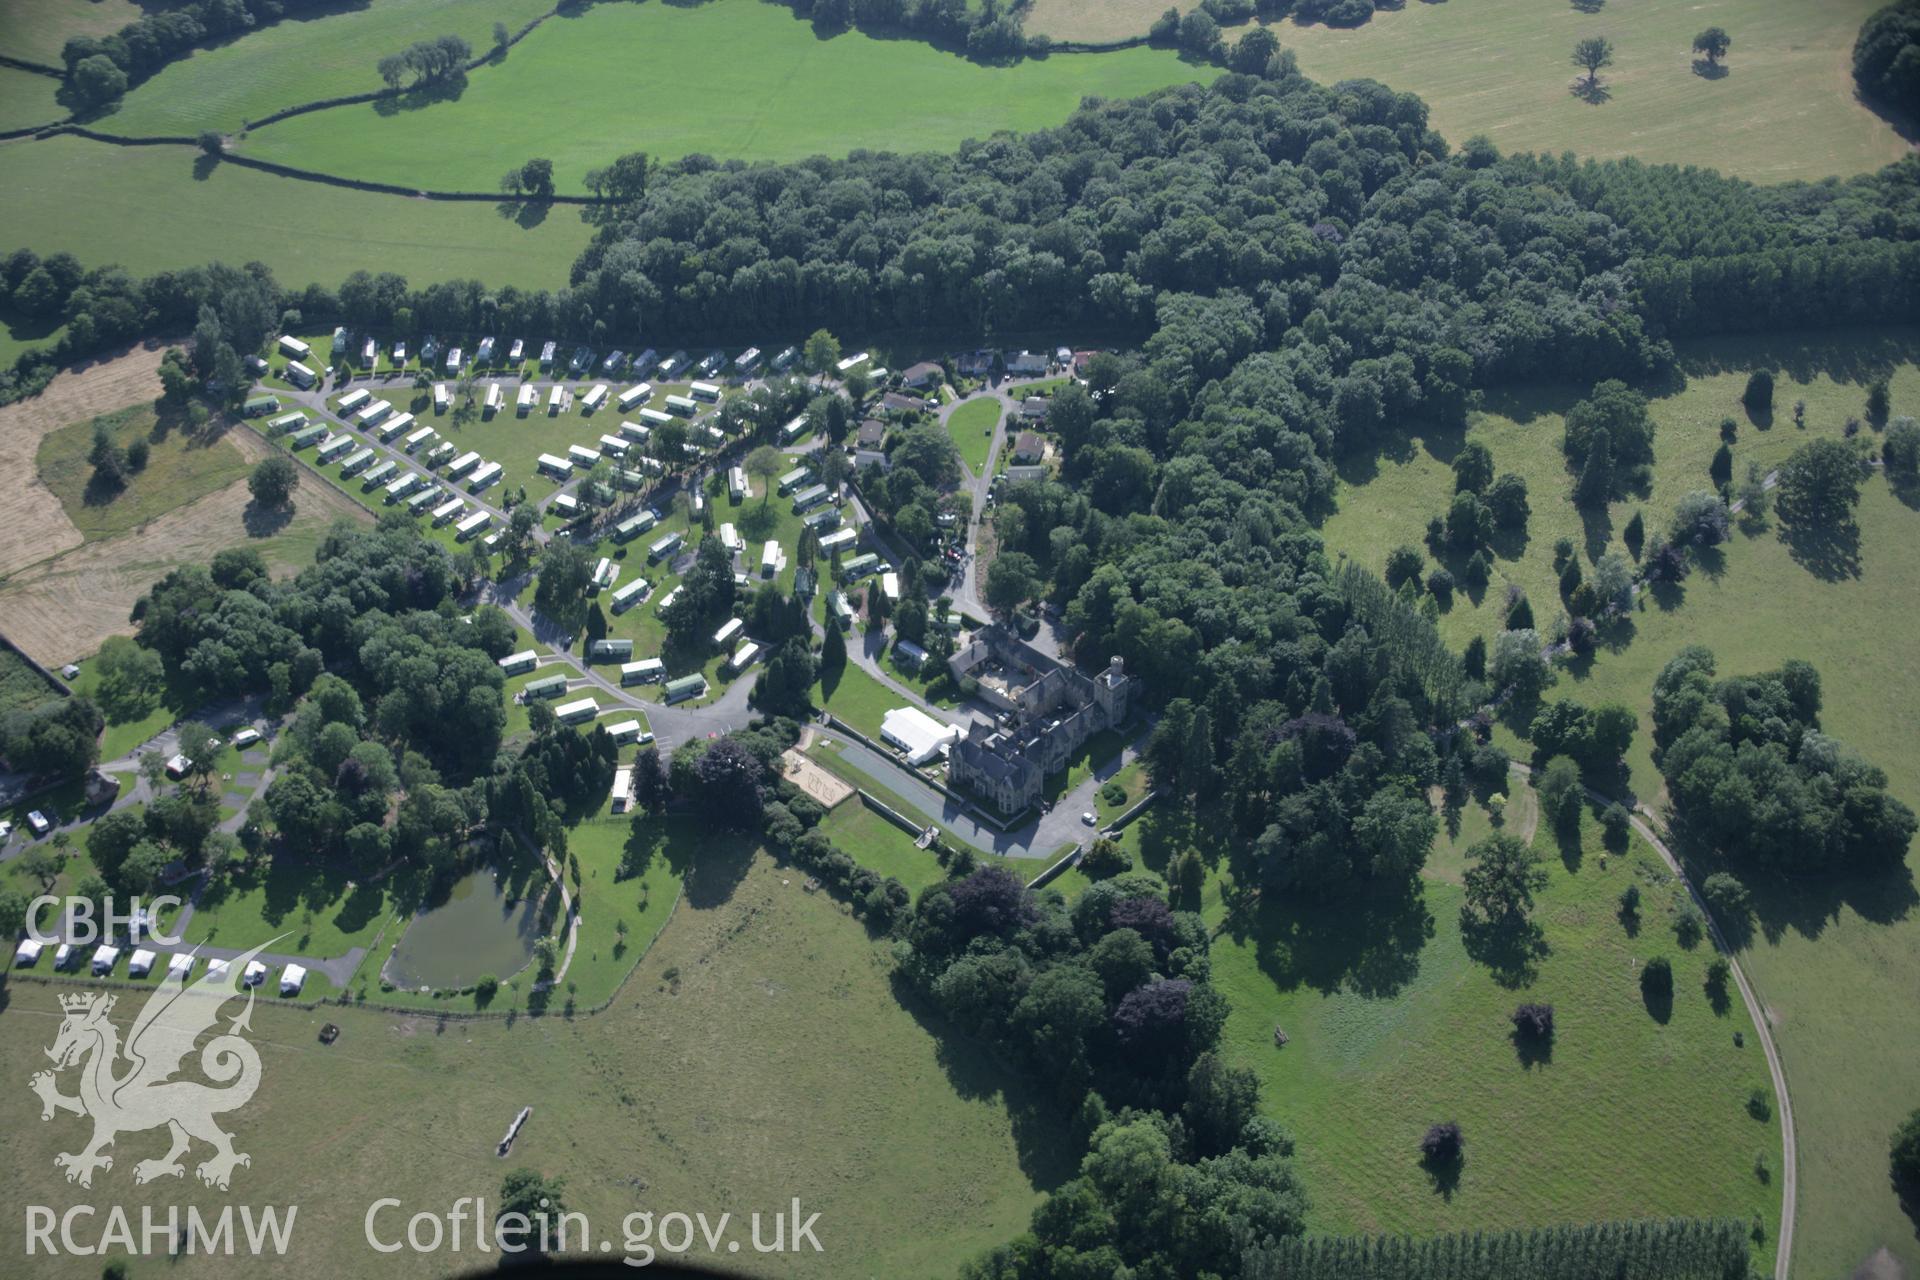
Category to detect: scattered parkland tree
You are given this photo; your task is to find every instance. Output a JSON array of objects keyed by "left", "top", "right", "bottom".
[
  {"left": 1419, "top": 1121, "right": 1464, "bottom": 1167},
  {"left": 1892, "top": 1106, "right": 1920, "bottom": 1192},
  {"left": 1742, "top": 368, "right": 1774, "bottom": 415},
  {"left": 1692, "top": 27, "right": 1731, "bottom": 67},
  {"left": 1572, "top": 36, "right": 1615, "bottom": 86},
  {"left": 248, "top": 454, "right": 299, "bottom": 510},
  {"left": 1775, "top": 437, "right": 1864, "bottom": 524},
  {"left": 1461, "top": 833, "right": 1548, "bottom": 930}
]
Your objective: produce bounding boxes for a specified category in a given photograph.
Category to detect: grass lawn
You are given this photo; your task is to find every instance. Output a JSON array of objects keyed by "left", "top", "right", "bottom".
[
  {"left": 947, "top": 396, "right": 1001, "bottom": 474},
  {"left": 0, "top": 849, "right": 1062, "bottom": 1279},
  {"left": 1322, "top": 328, "right": 1920, "bottom": 654},
  {"left": 35, "top": 403, "right": 251, "bottom": 541},
  {"left": 1209, "top": 792, "right": 1779, "bottom": 1257},
  {"left": 818, "top": 799, "right": 950, "bottom": 896},
  {"left": 182, "top": 852, "right": 392, "bottom": 962},
  {"left": 103, "top": 0, "right": 554, "bottom": 136},
  {"left": 549, "top": 812, "right": 688, "bottom": 1010},
  {"left": 0, "top": 0, "right": 144, "bottom": 66},
  {"left": 0, "top": 134, "right": 592, "bottom": 289},
  {"left": 240, "top": 0, "right": 1218, "bottom": 191},
  {"left": 0, "top": 63, "right": 61, "bottom": 130},
  {"left": 814, "top": 656, "right": 906, "bottom": 740}
]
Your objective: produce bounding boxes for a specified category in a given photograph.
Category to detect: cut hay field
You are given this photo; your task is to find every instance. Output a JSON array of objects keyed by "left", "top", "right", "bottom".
[
  {"left": 238, "top": 0, "right": 1218, "bottom": 191},
  {"left": 1030, "top": 0, "right": 1900, "bottom": 183},
  {"left": 0, "top": 850, "right": 1061, "bottom": 1279},
  {"left": 0, "top": 0, "right": 144, "bottom": 66},
  {"left": 1324, "top": 332, "right": 1920, "bottom": 1274},
  {"left": 0, "top": 134, "right": 593, "bottom": 289},
  {"left": 102, "top": 0, "right": 554, "bottom": 137},
  {"left": 35, "top": 403, "right": 252, "bottom": 541}
]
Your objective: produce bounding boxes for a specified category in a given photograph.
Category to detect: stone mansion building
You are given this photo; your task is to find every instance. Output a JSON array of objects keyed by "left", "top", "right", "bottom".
[{"left": 946, "top": 625, "right": 1133, "bottom": 816}]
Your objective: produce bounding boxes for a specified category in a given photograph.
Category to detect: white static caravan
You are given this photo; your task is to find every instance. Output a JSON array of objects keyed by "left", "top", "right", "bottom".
[
  {"left": 468, "top": 461, "right": 503, "bottom": 492},
  {"left": 433, "top": 383, "right": 450, "bottom": 412},
  {"left": 728, "top": 467, "right": 747, "bottom": 500},
  {"left": 610, "top": 577, "right": 652, "bottom": 614},
  {"left": 355, "top": 399, "right": 391, "bottom": 426},
  {"left": 377, "top": 410, "right": 415, "bottom": 442},
  {"left": 663, "top": 394, "right": 697, "bottom": 417},
  {"left": 567, "top": 443, "right": 601, "bottom": 468},
  {"left": 881, "top": 571, "right": 901, "bottom": 601},
  {"left": 647, "top": 531, "right": 684, "bottom": 563},
  {"left": 454, "top": 510, "right": 491, "bottom": 541},
  {"left": 285, "top": 360, "right": 317, "bottom": 388},
  {"left": 607, "top": 720, "right": 647, "bottom": 746},
  {"left": 405, "top": 485, "right": 442, "bottom": 514},
  {"left": 484, "top": 382, "right": 504, "bottom": 415},
  {"left": 498, "top": 649, "right": 538, "bottom": 675},
  {"left": 818, "top": 527, "right": 856, "bottom": 555},
  {"left": 689, "top": 380, "right": 721, "bottom": 402},
  {"left": 277, "top": 335, "right": 311, "bottom": 360},
  {"left": 551, "top": 493, "right": 580, "bottom": 519},
  {"left": 591, "top": 557, "right": 618, "bottom": 591},
  {"left": 537, "top": 453, "right": 573, "bottom": 479},
  {"left": 656, "top": 350, "right": 688, "bottom": 378},
  {"left": 618, "top": 421, "right": 651, "bottom": 447},
  {"left": 516, "top": 383, "right": 538, "bottom": 414},
  {"left": 337, "top": 387, "right": 371, "bottom": 413},
  {"left": 617, "top": 383, "right": 653, "bottom": 412},
  {"left": 712, "top": 616, "right": 744, "bottom": 649},
  {"left": 425, "top": 441, "right": 456, "bottom": 466},
  {"left": 430, "top": 497, "right": 465, "bottom": 526},
  {"left": 735, "top": 347, "right": 762, "bottom": 372},
  {"left": 598, "top": 433, "right": 629, "bottom": 457},
  {"left": 726, "top": 641, "right": 762, "bottom": 675},
  {"left": 620, "top": 657, "right": 665, "bottom": 684},
  {"left": 475, "top": 336, "right": 496, "bottom": 364},
  {"left": 780, "top": 414, "right": 808, "bottom": 443},
  {"left": 770, "top": 345, "right": 798, "bottom": 371},
  {"left": 637, "top": 406, "right": 674, "bottom": 429},
  {"left": 445, "top": 346, "right": 463, "bottom": 373},
  {"left": 581, "top": 383, "right": 611, "bottom": 414},
  {"left": 362, "top": 337, "right": 379, "bottom": 367},
  {"left": 554, "top": 696, "right": 598, "bottom": 724},
  {"left": 760, "top": 541, "right": 780, "bottom": 578},
  {"left": 835, "top": 352, "right": 870, "bottom": 374},
  {"left": 393, "top": 340, "right": 407, "bottom": 363},
  {"left": 720, "top": 522, "right": 744, "bottom": 553},
  {"left": 403, "top": 425, "right": 436, "bottom": 453},
  {"left": 610, "top": 767, "right": 633, "bottom": 814},
  {"left": 509, "top": 338, "right": 524, "bottom": 362},
  {"left": 447, "top": 450, "right": 482, "bottom": 477},
  {"left": 655, "top": 584, "right": 682, "bottom": 613},
  {"left": 547, "top": 384, "right": 570, "bottom": 415},
  {"left": 382, "top": 471, "right": 420, "bottom": 503},
  {"left": 540, "top": 340, "right": 558, "bottom": 368}
]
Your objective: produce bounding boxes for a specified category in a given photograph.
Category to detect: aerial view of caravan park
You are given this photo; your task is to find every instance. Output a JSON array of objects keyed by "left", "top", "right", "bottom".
[{"left": 1, "top": 0, "right": 1918, "bottom": 1276}]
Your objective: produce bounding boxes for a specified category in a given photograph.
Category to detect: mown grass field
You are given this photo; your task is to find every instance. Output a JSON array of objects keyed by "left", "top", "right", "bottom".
[
  {"left": 0, "top": 0, "right": 144, "bottom": 66},
  {"left": 239, "top": 0, "right": 1218, "bottom": 191},
  {"left": 0, "top": 134, "right": 593, "bottom": 289},
  {"left": 818, "top": 798, "right": 950, "bottom": 896},
  {"left": 1325, "top": 332, "right": 1920, "bottom": 1274},
  {"left": 1026, "top": 0, "right": 1901, "bottom": 183},
  {"left": 0, "top": 850, "right": 1058, "bottom": 1279},
  {"left": 103, "top": 0, "right": 553, "bottom": 136},
  {"left": 35, "top": 403, "right": 252, "bottom": 541},
  {"left": 947, "top": 396, "right": 1001, "bottom": 474},
  {"left": 1323, "top": 328, "right": 1920, "bottom": 654}
]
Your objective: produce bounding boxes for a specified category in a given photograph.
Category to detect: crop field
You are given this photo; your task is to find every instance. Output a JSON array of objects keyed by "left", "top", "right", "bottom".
[
  {"left": 0, "top": 134, "right": 593, "bottom": 289},
  {"left": 238, "top": 0, "right": 1218, "bottom": 191},
  {"left": 1027, "top": 0, "right": 1900, "bottom": 183},
  {"left": 1325, "top": 332, "right": 1920, "bottom": 1275},
  {"left": 1205, "top": 790, "right": 1781, "bottom": 1256},
  {"left": 0, "top": 64, "right": 61, "bottom": 131},
  {"left": 0, "top": 850, "right": 1058, "bottom": 1278},
  {"left": 0, "top": 0, "right": 144, "bottom": 66},
  {"left": 103, "top": 0, "right": 554, "bottom": 137}
]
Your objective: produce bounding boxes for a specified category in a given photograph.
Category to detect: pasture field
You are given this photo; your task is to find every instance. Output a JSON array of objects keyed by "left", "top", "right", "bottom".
[
  {"left": 0, "top": 850, "right": 1058, "bottom": 1279},
  {"left": 0, "top": 134, "right": 593, "bottom": 289},
  {"left": 0, "top": 0, "right": 144, "bottom": 66},
  {"left": 1322, "top": 328, "right": 1920, "bottom": 654},
  {"left": 0, "top": 64, "right": 61, "bottom": 131},
  {"left": 35, "top": 403, "right": 252, "bottom": 541},
  {"left": 1026, "top": 0, "right": 1901, "bottom": 183},
  {"left": 103, "top": 0, "right": 554, "bottom": 137},
  {"left": 947, "top": 396, "right": 1001, "bottom": 473},
  {"left": 239, "top": 0, "right": 1218, "bottom": 190}
]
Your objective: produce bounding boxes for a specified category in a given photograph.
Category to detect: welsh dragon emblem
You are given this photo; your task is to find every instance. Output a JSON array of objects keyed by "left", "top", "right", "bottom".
[{"left": 29, "top": 943, "right": 274, "bottom": 1190}]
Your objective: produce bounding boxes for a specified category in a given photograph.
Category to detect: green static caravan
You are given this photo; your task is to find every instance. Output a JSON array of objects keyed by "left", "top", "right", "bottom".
[
  {"left": 647, "top": 530, "right": 684, "bottom": 563},
  {"left": 610, "top": 576, "right": 651, "bottom": 614},
  {"left": 828, "top": 592, "right": 853, "bottom": 628},
  {"left": 614, "top": 510, "right": 659, "bottom": 543},
  {"left": 790, "top": 484, "right": 829, "bottom": 513},
  {"left": 554, "top": 696, "right": 598, "bottom": 724},
  {"left": 382, "top": 471, "right": 421, "bottom": 503},
  {"left": 315, "top": 434, "right": 354, "bottom": 463},
  {"left": 777, "top": 466, "right": 812, "bottom": 496},
  {"left": 588, "top": 638, "right": 633, "bottom": 662},
  {"left": 338, "top": 447, "right": 376, "bottom": 476},
  {"left": 242, "top": 395, "right": 279, "bottom": 418},
  {"left": 663, "top": 394, "right": 698, "bottom": 417},
  {"left": 802, "top": 506, "right": 842, "bottom": 532},
  {"left": 405, "top": 484, "right": 443, "bottom": 514},
  {"left": 360, "top": 460, "right": 398, "bottom": 489},
  {"left": 662, "top": 674, "right": 707, "bottom": 705},
  {"left": 266, "top": 411, "right": 307, "bottom": 435},
  {"left": 522, "top": 674, "right": 569, "bottom": 701},
  {"left": 839, "top": 552, "right": 881, "bottom": 580},
  {"left": 286, "top": 424, "right": 328, "bottom": 450},
  {"left": 620, "top": 657, "right": 665, "bottom": 685},
  {"left": 818, "top": 527, "right": 857, "bottom": 555}
]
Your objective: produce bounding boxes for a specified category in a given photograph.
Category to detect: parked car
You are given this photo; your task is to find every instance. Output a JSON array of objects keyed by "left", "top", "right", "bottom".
[
  {"left": 26, "top": 810, "right": 54, "bottom": 837},
  {"left": 0, "top": 819, "right": 13, "bottom": 842},
  {"left": 1081, "top": 812, "right": 1097, "bottom": 826}
]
